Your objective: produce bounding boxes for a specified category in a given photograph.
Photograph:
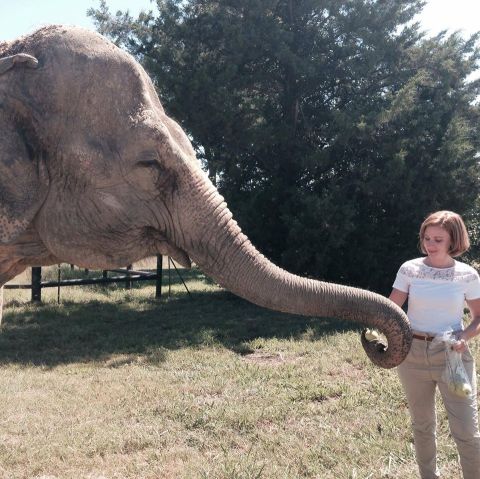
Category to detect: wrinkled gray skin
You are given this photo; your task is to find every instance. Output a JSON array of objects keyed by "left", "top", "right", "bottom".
[{"left": 0, "top": 25, "right": 412, "bottom": 368}]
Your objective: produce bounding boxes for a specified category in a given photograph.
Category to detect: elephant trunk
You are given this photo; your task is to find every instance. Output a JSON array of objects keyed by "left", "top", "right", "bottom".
[{"left": 175, "top": 171, "right": 412, "bottom": 369}]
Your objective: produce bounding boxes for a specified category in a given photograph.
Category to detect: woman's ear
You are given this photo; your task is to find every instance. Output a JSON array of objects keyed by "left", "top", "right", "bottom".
[{"left": 0, "top": 116, "right": 49, "bottom": 243}]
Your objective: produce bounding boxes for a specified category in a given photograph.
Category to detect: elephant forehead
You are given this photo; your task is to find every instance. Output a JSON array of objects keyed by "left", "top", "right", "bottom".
[{"left": 127, "top": 112, "right": 196, "bottom": 164}]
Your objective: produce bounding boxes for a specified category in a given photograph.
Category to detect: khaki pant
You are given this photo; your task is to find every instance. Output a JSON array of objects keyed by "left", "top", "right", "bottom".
[{"left": 397, "top": 336, "right": 480, "bottom": 479}]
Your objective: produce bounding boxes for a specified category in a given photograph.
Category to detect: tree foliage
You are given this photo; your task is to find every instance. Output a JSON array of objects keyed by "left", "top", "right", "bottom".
[{"left": 88, "top": 0, "right": 480, "bottom": 293}]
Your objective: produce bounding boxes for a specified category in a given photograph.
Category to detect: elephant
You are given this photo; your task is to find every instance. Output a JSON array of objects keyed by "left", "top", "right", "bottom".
[{"left": 0, "top": 25, "right": 412, "bottom": 368}]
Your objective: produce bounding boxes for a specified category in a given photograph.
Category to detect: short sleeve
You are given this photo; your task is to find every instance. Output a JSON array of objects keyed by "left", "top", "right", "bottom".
[
  {"left": 392, "top": 265, "right": 410, "bottom": 293},
  {"left": 465, "top": 269, "right": 480, "bottom": 300}
]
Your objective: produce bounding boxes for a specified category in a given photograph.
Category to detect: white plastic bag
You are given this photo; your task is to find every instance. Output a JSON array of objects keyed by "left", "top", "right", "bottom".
[{"left": 437, "top": 331, "right": 472, "bottom": 398}]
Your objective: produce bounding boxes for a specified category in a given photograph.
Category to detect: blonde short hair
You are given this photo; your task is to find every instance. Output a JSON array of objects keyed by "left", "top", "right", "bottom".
[{"left": 419, "top": 210, "right": 470, "bottom": 257}]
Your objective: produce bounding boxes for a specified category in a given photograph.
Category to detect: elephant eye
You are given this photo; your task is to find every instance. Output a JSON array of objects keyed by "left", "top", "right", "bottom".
[{"left": 136, "top": 159, "right": 158, "bottom": 168}]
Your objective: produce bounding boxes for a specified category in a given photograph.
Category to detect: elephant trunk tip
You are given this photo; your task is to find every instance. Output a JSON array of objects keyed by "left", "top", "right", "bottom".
[{"left": 360, "top": 326, "right": 413, "bottom": 369}]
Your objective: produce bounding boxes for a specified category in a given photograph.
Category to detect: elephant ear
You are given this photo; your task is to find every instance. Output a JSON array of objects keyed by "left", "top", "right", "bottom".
[
  {"left": 0, "top": 115, "right": 49, "bottom": 244},
  {"left": 0, "top": 53, "right": 38, "bottom": 75}
]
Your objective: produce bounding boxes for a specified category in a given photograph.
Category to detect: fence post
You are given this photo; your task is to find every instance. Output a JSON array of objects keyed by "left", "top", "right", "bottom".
[
  {"left": 57, "top": 264, "right": 61, "bottom": 304},
  {"left": 126, "top": 264, "right": 132, "bottom": 289},
  {"left": 156, "top": 255, "right": 163, "bottom": 298},
  {"left": 31, "top": 267, "right": 42, "bottom": 303},
  {"left": 168, "top": 257, "right": 171, "bottom": 296}
]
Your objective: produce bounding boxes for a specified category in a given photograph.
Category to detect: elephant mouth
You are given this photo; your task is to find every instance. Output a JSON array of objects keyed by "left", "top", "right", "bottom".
[{"left": 143, "top": 226, "right": 192, "bottom": 268}]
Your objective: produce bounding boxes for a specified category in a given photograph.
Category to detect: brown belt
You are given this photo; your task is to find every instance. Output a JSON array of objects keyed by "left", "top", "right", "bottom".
[{"left": 412, "top": 333, "right": 435, "bottom": 342}]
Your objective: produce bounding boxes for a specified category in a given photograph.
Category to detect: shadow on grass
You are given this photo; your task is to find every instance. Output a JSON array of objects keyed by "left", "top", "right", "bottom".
[{"left": 1, "top": 283, "right": 359, "bottom": 367}]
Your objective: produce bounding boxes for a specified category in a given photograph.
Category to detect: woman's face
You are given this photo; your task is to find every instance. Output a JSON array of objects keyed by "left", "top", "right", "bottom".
[{"left": 423, "top": 225, "right": 452, "bottom": 259}]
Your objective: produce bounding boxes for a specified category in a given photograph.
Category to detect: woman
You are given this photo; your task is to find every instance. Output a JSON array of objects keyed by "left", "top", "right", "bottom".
[{"left": 389, "top": 210, "right": 480, "bottom": 479}]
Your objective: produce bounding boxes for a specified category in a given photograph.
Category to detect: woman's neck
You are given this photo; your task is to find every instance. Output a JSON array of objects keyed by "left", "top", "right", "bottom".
[{"left": 423, "top": 255, "right": 455, "bottom": 269}]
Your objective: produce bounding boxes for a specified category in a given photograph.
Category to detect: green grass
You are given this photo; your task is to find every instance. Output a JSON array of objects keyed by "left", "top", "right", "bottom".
[{"left": 1, "top": 266, "right": 473, "bottom": 478}]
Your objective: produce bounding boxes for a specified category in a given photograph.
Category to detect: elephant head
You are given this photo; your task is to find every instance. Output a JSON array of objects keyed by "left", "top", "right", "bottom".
[{"left": 0, "top": 25, "right": 412, "bottom": 367}]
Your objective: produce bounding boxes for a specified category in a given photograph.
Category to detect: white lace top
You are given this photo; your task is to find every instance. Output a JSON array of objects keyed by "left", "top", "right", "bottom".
[{"left": 392, "top": 257, "right": 480, "bottom": 334}]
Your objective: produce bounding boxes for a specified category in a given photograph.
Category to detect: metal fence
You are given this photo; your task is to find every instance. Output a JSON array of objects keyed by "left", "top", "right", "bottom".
[{"left": 4, "top": 255, "right": 191, "bottom": 303}]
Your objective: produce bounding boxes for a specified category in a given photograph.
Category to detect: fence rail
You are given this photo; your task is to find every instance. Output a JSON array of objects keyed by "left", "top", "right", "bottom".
[{"left": 3, "top": 255, "right": 190, "bottom": 303}]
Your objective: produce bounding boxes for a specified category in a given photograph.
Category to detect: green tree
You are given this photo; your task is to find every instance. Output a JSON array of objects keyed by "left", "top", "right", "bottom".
[{"left": 88, "top": 0, "right": 480, "bottom": 293}]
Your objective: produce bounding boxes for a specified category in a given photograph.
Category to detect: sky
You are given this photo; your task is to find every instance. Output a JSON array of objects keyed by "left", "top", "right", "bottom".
[
  {"left": 0, "top": 0, "right": 479, "bottom": 42},
  {"left": 0, "top": 0, "right": 154, "bottom": 41}
]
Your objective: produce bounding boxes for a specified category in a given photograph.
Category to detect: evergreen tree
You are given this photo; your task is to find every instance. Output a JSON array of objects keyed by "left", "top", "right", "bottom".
[{"left": 89, "top": 0, "right": 480, "bottom": 292}]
